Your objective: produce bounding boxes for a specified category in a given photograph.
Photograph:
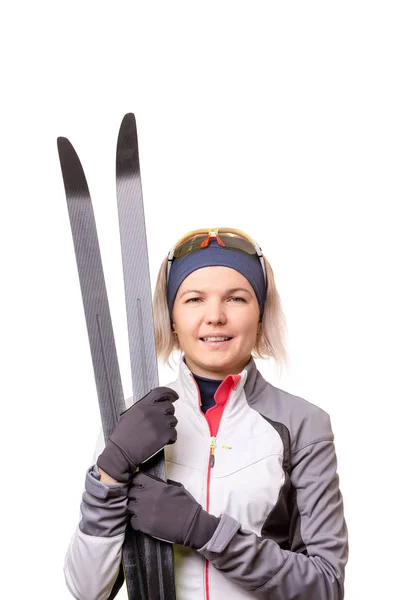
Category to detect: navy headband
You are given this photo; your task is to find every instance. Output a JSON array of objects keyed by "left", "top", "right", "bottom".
[{"left": 167, "top": 239, "right": 267, "bottom": 317}]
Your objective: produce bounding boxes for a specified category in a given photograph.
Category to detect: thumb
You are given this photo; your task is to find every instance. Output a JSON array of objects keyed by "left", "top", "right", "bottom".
[
  {"left": 152, "top": 387, "right": 179, "bottom": 403},
  {"left": 166, "top": 479, "right": 183, "bottom": 487}
]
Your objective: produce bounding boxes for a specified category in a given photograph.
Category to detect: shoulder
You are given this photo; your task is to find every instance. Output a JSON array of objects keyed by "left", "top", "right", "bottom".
[{"left": 245, "top": 367, "right": 334, "bottom": 452}]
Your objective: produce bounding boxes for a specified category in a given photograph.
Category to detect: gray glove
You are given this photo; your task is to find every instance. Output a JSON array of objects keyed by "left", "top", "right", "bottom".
[
  {"left": 128, "top": 472, "right": 220, "bottom": 549},
  {"left": 97, "top": 387, "right": 178, "bottom": 483}
]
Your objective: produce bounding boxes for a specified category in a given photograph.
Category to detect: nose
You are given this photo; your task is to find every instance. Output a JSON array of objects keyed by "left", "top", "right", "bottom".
[{"left": 204, "top": 300, "right": 227, "bottom": 325}]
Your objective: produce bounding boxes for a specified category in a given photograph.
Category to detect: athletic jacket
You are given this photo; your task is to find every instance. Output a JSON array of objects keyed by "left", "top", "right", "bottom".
[{"left": 64, "top": 357, "right": 348, "bottom": 600}]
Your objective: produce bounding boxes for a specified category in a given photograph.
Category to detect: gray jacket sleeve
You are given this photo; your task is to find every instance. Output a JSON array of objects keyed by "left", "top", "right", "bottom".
[
  {"left": 198, "top": 438, "right": 348, "bottom": 599},
  {"left": 64, "top": 465, "right": 129, "bottom": 600}
]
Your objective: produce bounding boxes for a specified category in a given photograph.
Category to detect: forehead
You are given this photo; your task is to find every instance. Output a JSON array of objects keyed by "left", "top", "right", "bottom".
[{"left": 179, "top": 266, "right": 254, "bottom": 292}]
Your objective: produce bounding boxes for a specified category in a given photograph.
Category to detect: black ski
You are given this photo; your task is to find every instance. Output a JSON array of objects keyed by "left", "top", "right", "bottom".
[
  {"left": 115, "top": 113, "right": 176, "bottom": 599},
  {"left": 57, "top": 137, "right": 146, "bottom": 599}
]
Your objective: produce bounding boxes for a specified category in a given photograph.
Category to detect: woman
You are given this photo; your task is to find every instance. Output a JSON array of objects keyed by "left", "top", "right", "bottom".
[{"left": 64, "top": 228, "right": 348, "bottom": 600}]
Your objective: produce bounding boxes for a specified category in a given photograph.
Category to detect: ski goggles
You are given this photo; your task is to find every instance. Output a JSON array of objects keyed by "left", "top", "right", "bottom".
[{"left": 166, "top": 228, "right": 266, "bottom": 283}]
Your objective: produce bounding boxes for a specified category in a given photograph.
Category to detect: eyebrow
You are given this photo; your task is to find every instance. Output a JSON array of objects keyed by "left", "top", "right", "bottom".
[{"left": 179, "top": 287, "right": 252, "bottom": 299}]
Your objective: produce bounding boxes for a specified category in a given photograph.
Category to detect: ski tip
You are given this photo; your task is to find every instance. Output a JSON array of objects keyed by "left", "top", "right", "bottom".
[
  {"left": 57, "top": 136, "right": 75, "bottom": 155},
  {"left": 116, "top": 113, "right": 140, "bottom": 176},
  {"left": 120, "top": 112, "right": 136, "bottom": 128},
  {"left": 117, "top": 113, "right": 137, "bottom": 142},
  {"left": 57, "top": 136, "right": 89, "bottom": 195}
]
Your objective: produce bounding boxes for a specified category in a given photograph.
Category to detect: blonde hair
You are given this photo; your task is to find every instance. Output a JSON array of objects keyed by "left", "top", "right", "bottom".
[{"left": 153, "top": 254, "right": 288, "bottom": 370}]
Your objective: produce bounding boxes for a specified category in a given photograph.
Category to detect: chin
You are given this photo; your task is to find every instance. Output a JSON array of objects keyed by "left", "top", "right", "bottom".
[{"left": 203, "top": 357, "right": 239, "bottom": 376}]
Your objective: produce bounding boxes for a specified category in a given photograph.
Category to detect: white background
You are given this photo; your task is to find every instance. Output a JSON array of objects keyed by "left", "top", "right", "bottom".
[{"left": 1, "top": 2, "right": 399, "bottom": 598}]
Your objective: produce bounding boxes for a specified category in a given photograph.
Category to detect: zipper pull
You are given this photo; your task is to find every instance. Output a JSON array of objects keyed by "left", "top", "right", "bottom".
[{"left": 209, "top": 437, "right": 216, "bottom": 468}]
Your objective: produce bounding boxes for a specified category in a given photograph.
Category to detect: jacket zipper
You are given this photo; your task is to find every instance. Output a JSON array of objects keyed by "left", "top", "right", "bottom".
[
  {"left": 205, "top": 432, "right": 214, "bottom": 600},
  {"left": 209, "top": 437, "right": 216, "bottom": 468},
  {"left": 190, "top": 373, "right": 240, "bottom": 600}
]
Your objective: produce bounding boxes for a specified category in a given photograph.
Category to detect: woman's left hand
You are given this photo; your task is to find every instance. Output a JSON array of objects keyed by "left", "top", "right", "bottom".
[{"left": 128, "top": 472, "right": 220, "bottom": 549}]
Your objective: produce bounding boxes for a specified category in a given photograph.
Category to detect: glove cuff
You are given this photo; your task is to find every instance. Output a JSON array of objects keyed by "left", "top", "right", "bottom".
[
  {"left": 97, "top": 440, "right": 136, "bottom": 483},
  {"left": 185, "top": 507, "right": 220, "bottom": 549}
]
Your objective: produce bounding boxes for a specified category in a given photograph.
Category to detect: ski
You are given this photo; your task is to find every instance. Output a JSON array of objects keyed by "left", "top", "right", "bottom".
[
  {"left": 57, "top": 137, "right": 146, "bottom": 599},
  {"left": 57, "top": 137, "right": 126, "bottom": 440},
  {"left": 116, "top": 113, "right": 176, "bottom": 599}
]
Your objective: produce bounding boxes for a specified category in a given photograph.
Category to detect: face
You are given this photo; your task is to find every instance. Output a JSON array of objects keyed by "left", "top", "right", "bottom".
[{"left": 172, "top": 266, "right": 260, "bottom": 380}]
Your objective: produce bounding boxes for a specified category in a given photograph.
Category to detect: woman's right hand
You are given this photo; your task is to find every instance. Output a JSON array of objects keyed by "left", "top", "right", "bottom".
[{"left": 97, "top": 387, "right": 179, "bottom": 483}]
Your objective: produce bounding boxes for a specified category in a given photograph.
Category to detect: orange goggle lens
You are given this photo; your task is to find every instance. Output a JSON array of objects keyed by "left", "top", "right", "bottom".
[{"left": 172, "top": 228, "right": 258, "bottom": 259}]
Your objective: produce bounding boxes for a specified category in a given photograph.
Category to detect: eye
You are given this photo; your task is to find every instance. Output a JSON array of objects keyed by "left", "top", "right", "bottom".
[
  {"left": 228, "top": 296, "right": 246, "bottom": 303},
  {"left": 185, "top": 297, "right": 202, "bottom": 303}
]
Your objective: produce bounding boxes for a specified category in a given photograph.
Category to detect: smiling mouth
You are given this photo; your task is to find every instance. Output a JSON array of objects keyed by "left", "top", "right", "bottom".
[{"left": 200, "top": 336, "right": 233, "bottom": 342}]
